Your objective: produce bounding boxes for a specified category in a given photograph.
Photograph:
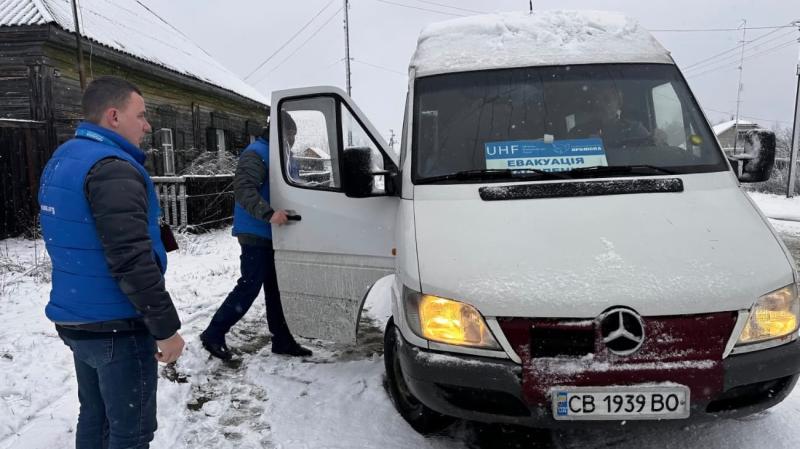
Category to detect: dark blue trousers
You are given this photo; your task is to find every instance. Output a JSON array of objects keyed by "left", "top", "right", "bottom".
[
  {"left": 203, "top": 240, "right": 294, "bottom": 347},
  {"left": 58, "top": 329, "right": 157, "bottom": 449}
]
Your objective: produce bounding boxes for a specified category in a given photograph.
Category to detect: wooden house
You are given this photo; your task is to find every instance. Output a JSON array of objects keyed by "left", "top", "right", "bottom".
[{"left": 0, "top": 0, "right": 269, "bottom": 237}]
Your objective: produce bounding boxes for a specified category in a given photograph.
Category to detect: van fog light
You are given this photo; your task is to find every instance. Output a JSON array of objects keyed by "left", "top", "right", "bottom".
[
  {"left": 417, "top": 295, "right": 500, "bottom": 349},
  {"left": 737, "top": 285, "right": 799, "bottom": 346}
]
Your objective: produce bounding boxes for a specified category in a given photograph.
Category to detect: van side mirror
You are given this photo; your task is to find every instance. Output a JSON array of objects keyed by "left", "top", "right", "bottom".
[
  {"left": 342, "top": 146, "right": 397, "bottom": 197},
  {"left": 728, "top": 129, "right": 776, "bottom": 183}
]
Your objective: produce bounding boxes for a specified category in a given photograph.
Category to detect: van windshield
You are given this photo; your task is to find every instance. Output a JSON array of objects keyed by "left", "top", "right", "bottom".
[{"left": 412, "top": 64, "right": 728, "bottom": 184}]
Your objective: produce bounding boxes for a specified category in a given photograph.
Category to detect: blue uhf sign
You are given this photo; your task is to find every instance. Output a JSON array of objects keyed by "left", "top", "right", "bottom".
[{"left": 484, "top": 138, "right": 608, "bottom": 172}]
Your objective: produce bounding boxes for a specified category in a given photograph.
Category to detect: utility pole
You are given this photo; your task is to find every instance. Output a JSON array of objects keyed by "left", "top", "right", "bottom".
[
  {"left": 732, "top": 19, "right": 746, "bottom": 155},
  {"left": 343, "top": 0, "right": 352, "bottom": 97},
  {"left": 786, "top": 21, "right": 800, "bottom": 197},
  {"left": 388, "top": 129, "right": 396, "bottom": 151},
  {"left": 529, "top": 1, "right": 533, "bottom": 14},
  {"left": 71, "top": 0, "right": 87, "bottom": 91}
]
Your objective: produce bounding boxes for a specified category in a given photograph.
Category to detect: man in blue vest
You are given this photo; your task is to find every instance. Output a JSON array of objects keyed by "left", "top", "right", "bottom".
[
  {"left": 39, "top": 76, "right": 184, "bottom": 449},
  {"left": 200, "top": 112, "right": 311, "bottom": 360}
]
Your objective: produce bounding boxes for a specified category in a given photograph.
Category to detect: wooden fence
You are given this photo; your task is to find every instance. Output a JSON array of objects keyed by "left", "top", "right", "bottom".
[{"left": 152, "top": 175, "right": 234, "bottom": 231}]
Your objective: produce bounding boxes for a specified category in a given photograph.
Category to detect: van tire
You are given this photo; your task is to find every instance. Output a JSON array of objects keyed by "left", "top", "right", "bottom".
[{"left": 384, "top": 318, "right": 455, "bottom": 434}]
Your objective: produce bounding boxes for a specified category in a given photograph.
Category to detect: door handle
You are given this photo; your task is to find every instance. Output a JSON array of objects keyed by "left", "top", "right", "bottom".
[{"left": 287, "top": 214, "right": 302, "bottom": 221}]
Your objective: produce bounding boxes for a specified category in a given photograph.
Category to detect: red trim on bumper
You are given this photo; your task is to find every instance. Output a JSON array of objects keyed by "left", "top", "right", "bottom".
[{"left": 499, "top": 312, "right": 737, "bottom": 405}]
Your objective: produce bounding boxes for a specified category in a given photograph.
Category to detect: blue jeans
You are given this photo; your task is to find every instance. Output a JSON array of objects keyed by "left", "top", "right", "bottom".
[
  {"left": 58, "top": 328, "right": 158, "bottom": 449},
  {"left": 203, "top": 241, "right": 294, "bottom": 347}
]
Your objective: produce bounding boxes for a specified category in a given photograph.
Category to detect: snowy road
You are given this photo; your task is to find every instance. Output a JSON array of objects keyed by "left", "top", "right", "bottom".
[{"left": 2, "top": 194, "right": 800, "bottom": 448}]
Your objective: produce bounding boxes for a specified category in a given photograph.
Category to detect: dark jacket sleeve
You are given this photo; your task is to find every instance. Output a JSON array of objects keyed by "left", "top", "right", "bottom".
[
  {"left": 85, "top": 158, "right": 181, "bottom": 340},
  {"left": 234, "top": 151, "right": 274, "bottom": 222}
]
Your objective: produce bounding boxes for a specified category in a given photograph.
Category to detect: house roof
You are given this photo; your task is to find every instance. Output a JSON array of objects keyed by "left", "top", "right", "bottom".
[
  {"left": 711, "top": 119, "right": 758, "bottom": 136},
  {"left": 298, "top": 146, "right": 330, "bottom": 159},
  {"left": 0, "top": 0, "right": 47, "bottom": 25},
  {"left": 411, "top": 10, "right": 673, "bottom": 77},
  {"left": 0, "top": 0, "right": 268, "bottom": 105}
]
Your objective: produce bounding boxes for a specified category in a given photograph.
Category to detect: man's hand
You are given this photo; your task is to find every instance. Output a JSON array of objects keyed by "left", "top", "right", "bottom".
[
  {"left": 156, "top": 332, "right": 185, "bottom": 364},
  {"left": 270, "top": 209, "right": 289, "bottom": 225}
]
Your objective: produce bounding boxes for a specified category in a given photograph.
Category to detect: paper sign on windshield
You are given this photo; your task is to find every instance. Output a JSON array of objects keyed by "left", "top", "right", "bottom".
[{"left": 484, "top": 138, "right": 608, "bottom": 172}]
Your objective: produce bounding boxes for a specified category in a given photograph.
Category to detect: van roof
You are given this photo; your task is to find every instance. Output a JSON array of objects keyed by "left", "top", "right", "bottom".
[{"left": 410, "top": 10, "right": 673, "bottom": 78}]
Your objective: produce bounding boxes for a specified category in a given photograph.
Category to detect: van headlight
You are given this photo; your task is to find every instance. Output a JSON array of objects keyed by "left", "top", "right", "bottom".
[
  {"left": 736, "top": 284, "right": 799, "bottom": 346},
  {"left": 404, "top": 288, "right": 500, "bottom": 349}
]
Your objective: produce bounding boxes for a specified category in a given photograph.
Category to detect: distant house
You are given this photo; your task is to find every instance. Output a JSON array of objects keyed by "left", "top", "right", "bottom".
[
  {"left": 712, "top": 119, "right": 760, "bottom": 155},
  {"left": 0, "top": 0, "right": 269, "bottom": 237},
  {"left": 292, "top": 147, "right": 333, "bottom": 184}
]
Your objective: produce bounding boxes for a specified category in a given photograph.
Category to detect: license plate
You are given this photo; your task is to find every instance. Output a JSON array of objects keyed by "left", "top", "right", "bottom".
[{"left": 551, "top": 386, "right": 690, "bottom": 420}]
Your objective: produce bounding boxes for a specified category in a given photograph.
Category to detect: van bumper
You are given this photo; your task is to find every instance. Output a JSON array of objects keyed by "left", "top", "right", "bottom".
[{"left": 397, "top": 333, "right": 800, "bottom": 427}]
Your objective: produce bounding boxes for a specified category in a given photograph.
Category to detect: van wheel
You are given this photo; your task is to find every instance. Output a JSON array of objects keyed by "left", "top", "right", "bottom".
[{"left": 384, "top": 318, "right": 454, "bottom": 434}]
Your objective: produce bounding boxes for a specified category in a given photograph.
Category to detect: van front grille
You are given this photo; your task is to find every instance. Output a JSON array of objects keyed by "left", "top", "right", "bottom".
[{"left": 530, "top": 325, "right": 595, "bottom": 357}]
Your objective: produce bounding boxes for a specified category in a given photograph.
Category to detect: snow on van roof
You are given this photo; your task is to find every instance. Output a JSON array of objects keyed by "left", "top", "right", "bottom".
[{"left": 410, "top": 10, "right": 673, "bottom": 77}]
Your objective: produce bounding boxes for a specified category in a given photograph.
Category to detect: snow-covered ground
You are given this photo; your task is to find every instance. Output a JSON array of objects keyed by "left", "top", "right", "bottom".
[
  {"left": 1, "top": 191, "right": 800, "bottom": 449},
  {"left": 747, "top": 191, "right": 800, "bottom": 222}
]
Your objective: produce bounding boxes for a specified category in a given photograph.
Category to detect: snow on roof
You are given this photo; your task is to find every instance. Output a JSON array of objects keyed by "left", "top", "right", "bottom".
[
  {"left": 411, "top": 10, "right": 673, "bottom": 77},
  {"left": 711, "top": 119, "right": 757, "bottom": 136},
  {"left": 0, "top": 0, "right": 47, "bottom": 25},
  {"left": 0, "top": 0, "right": 268, "bottom": 105},
  {"left": 298, "top": 147, "right": 331, "bottom": 159}
]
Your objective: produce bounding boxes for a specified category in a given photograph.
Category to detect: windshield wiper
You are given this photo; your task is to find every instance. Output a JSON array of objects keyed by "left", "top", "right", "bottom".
[
  {"left": 416, "top": 168, "right": 570, "bottom": 184},
  {"left": 564, "top": 165, "right": 675, "bottom": 177}
]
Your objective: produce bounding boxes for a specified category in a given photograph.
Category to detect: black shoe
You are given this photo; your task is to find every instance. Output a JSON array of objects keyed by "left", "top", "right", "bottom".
[
  {"left": 272, "top": 341, "right": 312, "bottom": 357},
  {"left": 201, "top": 337, "right": 233, "bottom": 361}
]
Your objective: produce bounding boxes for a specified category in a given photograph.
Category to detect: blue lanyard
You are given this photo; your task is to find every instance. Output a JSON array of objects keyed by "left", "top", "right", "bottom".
[{"left": 75, "top": 128, "right": 122, "bottom": 149}]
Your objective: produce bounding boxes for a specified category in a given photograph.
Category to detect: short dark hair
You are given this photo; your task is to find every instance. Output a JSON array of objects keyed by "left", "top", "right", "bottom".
[
  {"left": 81, "top": 76, "right": 142, "bottom": 124},
  {"left": 281, "top": 110, "right": 297, "bottom": 134},
  {"left": 262, "top": 110, "right": 297, "bottom": 140}
]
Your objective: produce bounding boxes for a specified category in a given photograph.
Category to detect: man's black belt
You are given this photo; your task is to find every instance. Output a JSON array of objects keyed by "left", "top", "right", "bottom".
[{"left": 56, "top": 318, "right": 147, "bottom": 334}]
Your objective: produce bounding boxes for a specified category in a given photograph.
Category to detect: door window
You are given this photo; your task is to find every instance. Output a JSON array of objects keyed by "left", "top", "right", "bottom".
[
  {"left": 280, "top": 96, "right": 390, "bottom": 194},
  {"left": 280, "top": 97, "right": 340, "bottom": 189}
]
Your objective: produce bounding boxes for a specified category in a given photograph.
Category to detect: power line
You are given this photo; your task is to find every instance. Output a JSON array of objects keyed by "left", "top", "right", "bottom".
[
  {"left": 683, "top": 28, "right": 797, "bottom": 73},
  {"left": 683, "top": 30, "right": 795, "bottom": 73},
  {"left": 372, "top": 0, "right": 466, "bottom": 17},
  {"left": 687, "top": 40, "right": 797, "bottom": 79},
  {"left": 685, "top": 38, "right": 798, "bottom": 79},
  {"left": 137, "top": 1, "right": 193, "bottom": 42},
  {"left": 352, "top": 59, "right": 406, "bottom": 76},
  {"left": 684, "top": 30, "right": 798, "bottom": 74},
  {"left": 323, "top": 57, "right": 346, "bottom": 70},
  {"left": 252, "top": 7, "right": 344, "bottom": 85},
  {"left": 651, "top": 24, "right": 795, "bottom": 32},
  {"left": 682, "top": 27, "right": 789, "bottom": 71},
  {"left": 244, "top": 0, "right": 336, "bottom": 80},
  {"left": 412, "top": 0, "right": 487, "bottom": 14},
  {"left": 136, "top": 0, "right": 228, "bottom": 69}
]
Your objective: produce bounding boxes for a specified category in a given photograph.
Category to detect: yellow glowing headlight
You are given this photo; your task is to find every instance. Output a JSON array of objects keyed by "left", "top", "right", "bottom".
[
  {"left": 416, "top": 295, "right": 499, "bottom": 349},
  {"left": 737, "top": 285, "right": 800, "bottom": 345}
]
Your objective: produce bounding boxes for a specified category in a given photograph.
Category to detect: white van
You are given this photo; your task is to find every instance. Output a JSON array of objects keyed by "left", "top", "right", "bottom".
[{"left": 268, "top": 11, "right": 798, "bottom": 432}]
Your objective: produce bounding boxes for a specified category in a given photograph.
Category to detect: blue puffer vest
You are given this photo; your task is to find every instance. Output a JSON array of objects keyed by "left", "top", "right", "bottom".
[
  {"left": 232, "top": 138, "right": 271, "bottom": 239},
  {"left": 39, "top": 122, "right": 167, "bottom": 323}
]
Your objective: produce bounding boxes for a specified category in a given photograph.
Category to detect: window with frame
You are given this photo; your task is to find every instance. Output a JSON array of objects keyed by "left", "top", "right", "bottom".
[
  {"left": 279, "top": 97, "right": 389, "bottom": 194},
  {"left": 280, "top": 97, "right": 340, "bottom": 189}
]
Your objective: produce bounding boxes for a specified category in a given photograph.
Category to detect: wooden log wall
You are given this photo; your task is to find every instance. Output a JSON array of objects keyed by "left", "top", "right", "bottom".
[{"left": 0, "top": 24, "right": 269, "bottom": 237}]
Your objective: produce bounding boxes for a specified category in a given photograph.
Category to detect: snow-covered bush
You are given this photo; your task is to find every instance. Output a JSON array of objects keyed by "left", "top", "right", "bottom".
[{"left": 181, "top": 150, "right": 238, "bottom": 175}]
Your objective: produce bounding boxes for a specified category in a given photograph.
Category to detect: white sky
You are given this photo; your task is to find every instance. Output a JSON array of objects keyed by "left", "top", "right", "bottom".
[{"left": 151, "top": 0, "right": 799, "bottom": 144}]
